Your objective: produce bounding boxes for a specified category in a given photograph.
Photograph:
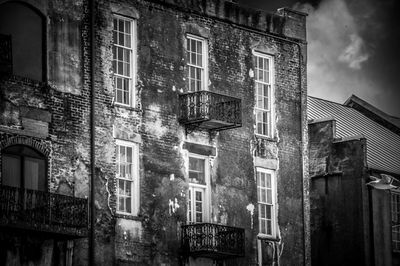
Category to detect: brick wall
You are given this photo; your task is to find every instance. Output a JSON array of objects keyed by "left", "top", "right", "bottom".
[{"left": 0, "top": 0, "right": 308, "bottom": 265}]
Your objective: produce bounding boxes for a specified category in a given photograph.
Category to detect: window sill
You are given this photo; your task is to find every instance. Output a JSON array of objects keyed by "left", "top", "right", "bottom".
[
  {"left": 254, "top": 134, "right": 277, "bottom": 142},
  {"left": 257, "top": 234, "right": 280, "bottom": 242},
  {"left": 113, "top": 103, "right": 142, "bottom": 113},
  {"left": 115, "top": 213, "right": 143, "bottom": 221}
]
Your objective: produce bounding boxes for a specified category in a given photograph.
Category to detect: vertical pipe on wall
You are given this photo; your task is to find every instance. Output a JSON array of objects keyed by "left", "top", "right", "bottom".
[{"left": 89, "top": 0, "right": 95, "bottom": 264}]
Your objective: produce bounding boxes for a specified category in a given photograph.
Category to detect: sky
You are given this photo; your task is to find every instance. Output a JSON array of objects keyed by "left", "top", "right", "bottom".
[{"left": 238, "top": 0, "right": 400, "bottom": 117}]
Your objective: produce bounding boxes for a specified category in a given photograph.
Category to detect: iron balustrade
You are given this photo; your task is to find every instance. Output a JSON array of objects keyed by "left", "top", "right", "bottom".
[
  {"left": 179, "top": 91, "right": 242, "bottom": 130},
  {"left": 0, "top": 185, "right": 88, "bottom": 237},
  {"left": 181, "top": 223, "right": 245, "bottom": 259}
]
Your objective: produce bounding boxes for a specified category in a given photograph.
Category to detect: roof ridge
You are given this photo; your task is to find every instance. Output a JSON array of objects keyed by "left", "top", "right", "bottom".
[{"left": 308, "top": 95, "right": 355, "bottom": 110}]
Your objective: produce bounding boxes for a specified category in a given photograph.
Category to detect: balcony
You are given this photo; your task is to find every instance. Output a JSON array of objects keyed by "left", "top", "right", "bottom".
[
  {"left": 179, "top": 91, "right": 242, "bottom": 131},
  {"left": 0, "top": 185, "right": 88, "bottom": 238},
  {"left": 181, "top": 223, "right": 245, "bottom": 259}
]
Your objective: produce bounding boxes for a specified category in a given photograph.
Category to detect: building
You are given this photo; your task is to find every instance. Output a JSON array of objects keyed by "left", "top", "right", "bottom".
[
  {"left": 308, "top": 95, "right": 400, "bottom": 266},
  {"left": 0, "top": 0, "right": 309, "bottom": 265}
]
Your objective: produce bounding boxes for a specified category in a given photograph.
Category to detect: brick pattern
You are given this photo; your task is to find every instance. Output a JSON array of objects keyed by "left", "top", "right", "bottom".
[{"left": 0, "top": 0, "right": 308, "bottom": 265}]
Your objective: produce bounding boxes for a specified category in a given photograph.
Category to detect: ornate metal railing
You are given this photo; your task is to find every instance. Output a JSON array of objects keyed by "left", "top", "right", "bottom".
[
  {"left": 0, "top": 185, "right": 88, "bottom": 237},
  {"left": 0, "top": 34, "right": 12, "bottom": 75},
  {"left": 181, "top": 223, "right": 245, "bottom": 259},
  {"left": 179, "top": 91, "right": 242, "bottom": 130}
]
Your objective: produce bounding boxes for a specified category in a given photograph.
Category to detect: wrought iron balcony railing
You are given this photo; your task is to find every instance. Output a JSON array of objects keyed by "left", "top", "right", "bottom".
[
  {"left": 179, "top": 91, "right": 242, "bottom": 131},
  {"left": 0, "top": 185, "right": 88, "bottom": 237},
  {"left": 181, "top": 223, "right": 245, "bottom": 259},
  {"left": 0, "top": 34, "right": 12, "bottom": 75}
]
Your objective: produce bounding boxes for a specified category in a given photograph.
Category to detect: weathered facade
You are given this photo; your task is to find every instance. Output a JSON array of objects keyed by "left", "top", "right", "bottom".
[
  {"left": 0, "top": 0, "right": 309, "bottom": 265},
  {"left": 308, "top": 96, "right": 400, "bottom": 266}
]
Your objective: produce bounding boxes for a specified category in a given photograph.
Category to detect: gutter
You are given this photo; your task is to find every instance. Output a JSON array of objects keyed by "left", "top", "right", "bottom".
[
  {"left": 89, "top": 0, "right": 96, "bottom": 264},
  {"left": 232, "top": 24, "right": 309, "bottom": 266}
]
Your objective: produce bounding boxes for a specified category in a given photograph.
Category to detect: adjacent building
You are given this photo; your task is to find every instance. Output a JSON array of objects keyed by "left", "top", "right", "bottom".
[
  {"left": 308, "top": 95, "right": 400, "bottom": 266},
  {"left": 0, "top": 0, "right": 309, "bottom": 265}
]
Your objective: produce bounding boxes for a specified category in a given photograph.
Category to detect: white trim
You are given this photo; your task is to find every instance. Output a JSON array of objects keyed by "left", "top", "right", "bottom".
[
  {"left": 253, "top": 51, "right": 275, "bottom": 138},
  {"left": 256, "top": 167, "right": 277, "bottom": 238},
  {"left": 113, "top": 15, "right": 137, "bottom": 107},
  {"left": 187, "top": 153, "right": 211, "bottom": 223},
  {"left": 115, "top": 139, "right": 140, "bottom": 216},
  {"left": 186, "top": 34, "right": 208, "bottom": 92}
]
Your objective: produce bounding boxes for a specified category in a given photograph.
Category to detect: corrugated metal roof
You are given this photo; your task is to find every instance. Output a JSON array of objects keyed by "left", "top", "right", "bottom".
[{"left": 308, "top": 96, "right": 400, "bottom": 175}]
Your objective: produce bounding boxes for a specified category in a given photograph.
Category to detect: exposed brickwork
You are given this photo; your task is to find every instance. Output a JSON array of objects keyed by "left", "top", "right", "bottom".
[{"left": 0, "top": 0, "right": 308, "bottom": 265}]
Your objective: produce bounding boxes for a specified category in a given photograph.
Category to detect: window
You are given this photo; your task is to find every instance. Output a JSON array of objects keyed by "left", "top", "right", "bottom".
[
  {"left": 254, "top": 52, "right": 274, "bottom": 137},
  {"left": 0, "top": 2, "right": 44, "bottom": 81},
  {"left": 186, "top": 35, "right": 207, "bottom": 92},
  {"left": 1, "top": 145, "right": 46, "bottom": 191},
  {"left": 113, "top": 15, "right": 135, "bottom": 106},
  {"left": 116, "top": 140, "right": 139, "bottom": 215},
  {"left": 392, "top": 192, "right": 400, "bottom": 252},
  {"left": 187, "top": 155, "right": 209, "bottom": 223},
  {"left": 257, "top": 168, "right": 276, "bottom": 237}
]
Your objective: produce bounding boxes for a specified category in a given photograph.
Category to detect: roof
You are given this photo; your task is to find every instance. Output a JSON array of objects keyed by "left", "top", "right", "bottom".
[
  {"left": 308, "top": 96, "right": 400, "bottom": 175},
  {"left": 344, "top": 94, "right": 400, "bottom": 134}
]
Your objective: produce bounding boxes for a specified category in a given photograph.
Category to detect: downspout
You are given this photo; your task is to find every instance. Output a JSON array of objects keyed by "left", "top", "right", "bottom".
[
  {"left": 89, "top": 0, "right": 96, "bottom": 265},
  {"left": 231, "top": 24, "right": 308, "bottom": 266}
]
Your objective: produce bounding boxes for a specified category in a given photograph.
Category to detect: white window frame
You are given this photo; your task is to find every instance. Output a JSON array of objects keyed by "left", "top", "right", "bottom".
[
  {"left": 115, "top": 139, "right": 139, "bottom": 216},
  {"left": 253, "top": 51, "right": 274, "bottom": 138},
  {"left": 187, "top": 153, "right": 210, "bottom": 223},
  {"left": 392, "top": 191, "right": 400, "bottom": 252},
  {"left": 186, "top": 34, "right": 208, "bottom": 92},
  {"left": 256, "top": 168, "right": 277, "bottom": 238},
  {"left": 112, "top": 15, "right": 136, "bottom": 107}
]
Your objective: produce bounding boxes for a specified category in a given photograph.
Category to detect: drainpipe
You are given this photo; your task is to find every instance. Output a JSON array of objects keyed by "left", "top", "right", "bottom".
[
  {"left": 231, "top": 24, "right": 308, "bottom": 266},
  {"left": 89, "top": 0, "right": 96, "bottom": 265}
]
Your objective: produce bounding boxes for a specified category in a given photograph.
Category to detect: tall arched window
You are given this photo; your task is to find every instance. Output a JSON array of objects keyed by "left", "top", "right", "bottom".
[
  {"left": 0, "top": 1, "right": 44, "bottom": 81},
  {"left": 2, "top": 145, "right": 46, "bottom": 191}
]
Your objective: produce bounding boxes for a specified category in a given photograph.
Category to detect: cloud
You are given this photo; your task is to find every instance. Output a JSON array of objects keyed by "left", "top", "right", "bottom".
[
  {"left": 338, "top": 34, "right": 369, "bottom": 69},
  {"left": 292, "top": 0, "right": 380, "bottom": 108}
]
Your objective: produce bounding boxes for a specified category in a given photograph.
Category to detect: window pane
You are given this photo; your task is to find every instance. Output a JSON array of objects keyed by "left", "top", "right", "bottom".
[
  {"left": 2, "top": 155, "right": 21, "bottom": 187},
  {"left": 119, "top": 197, "right": 125, "bottom": 212},
  {"left": 260, "top": 173, "right": 265, "bottom": 187},
  {"left": 261, "top": 189, "right": 266, "bottom": 203},
  {"left": 266, "top": 205, "right": 272, "bottom": 219},
  {"left": 116, "top": 89, "right": 122, "bottom": 105},
  {"left": 24, "top": 157, "right": 40, "bottom": 190},
  {"left": 261, "top": 220, "right": 266, "bottom": 234},
  {"left": 196, "top": 212, "right": 202, "bottom": 222},
  {"left": 118, "top": 19, "right": 124, "bottom": 33},
  {"left": 191, "top": 52, "right": 196, "bottom": 65},
  {"left": 191, "top": 39, "right": 196, "bottom": 53},
  {"left": 125, "top": 20, "right": 130, "bottom": 34},
  {"left": 260, "top": 204, "right": 266, "bottom": 218},
  {"left": 195, "top": 191, "right": 202, "bottom": 201},
  {"left": 266, "top": 174, "right": 271, "bottom": 188},
  {"left": 197, "top": 54, "right": 202, "bottom": 67},
  {"left": 266, "top": 190, "right": 272, "bottom": 204},
  {"left": 113, "top": 31, "right": 117, "bottom": 44},
  {"left": 119, "top": 180, "right": 125, "bottom": 195},
  {"left": 125, "top": 181, "right": 132, "bottom": 196},
  {"left": 126, "top": 197, "right": 131, "bottom": 213},
  {"left": 127, "top": 147, "right": 132, "bottom": 163},
  {"left": 267, "top": 220, "right": 272, "bottom": 235}
]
